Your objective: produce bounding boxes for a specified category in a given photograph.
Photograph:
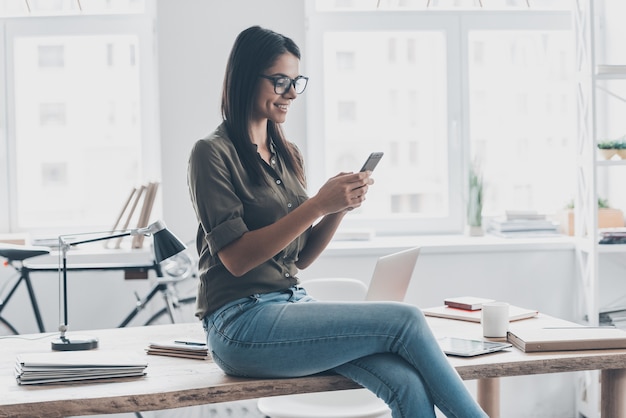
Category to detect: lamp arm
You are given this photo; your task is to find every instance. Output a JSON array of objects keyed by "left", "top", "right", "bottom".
[
  {"left": 58, "top": 230, "right": 135, "bottom": 334},
  {"left": 61, "top": 231, "right": 134, "bottom": 248}
]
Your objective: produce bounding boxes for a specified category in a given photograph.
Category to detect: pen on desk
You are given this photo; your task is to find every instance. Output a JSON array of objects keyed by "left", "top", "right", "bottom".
[{"left": 174, "top": 340, "right": 206, "bottom": 346}]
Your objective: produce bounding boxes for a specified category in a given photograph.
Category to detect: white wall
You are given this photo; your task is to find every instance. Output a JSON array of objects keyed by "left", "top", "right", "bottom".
[{"left": 156, "top": 0, "right": 307, "bottom": 245}]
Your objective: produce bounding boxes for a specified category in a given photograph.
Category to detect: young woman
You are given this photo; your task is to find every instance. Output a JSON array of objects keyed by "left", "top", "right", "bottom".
[{"left": 187, "top": 25, "right": 488, "bottom": 418}]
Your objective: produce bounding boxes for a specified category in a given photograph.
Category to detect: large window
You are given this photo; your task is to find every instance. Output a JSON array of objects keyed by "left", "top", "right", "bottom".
[
  {"left": 306, "top": 1, "right": 575, "bottom": 235},
  {"left": 0, "top": 1, "right": 159, "bottom": 235}
]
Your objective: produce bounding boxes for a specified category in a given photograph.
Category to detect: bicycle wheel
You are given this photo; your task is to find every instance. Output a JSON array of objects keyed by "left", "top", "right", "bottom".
[
  {"left": 143, "top": 296, "right": 198, "bottom": 326},
  {"left": 0, "top": 316, "right": 19, "bottom": 335}
]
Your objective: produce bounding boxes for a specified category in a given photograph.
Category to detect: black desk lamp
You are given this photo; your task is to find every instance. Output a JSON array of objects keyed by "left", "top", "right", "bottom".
[{"left": 51, "top": 220, "right": 186, "bottom": 351}]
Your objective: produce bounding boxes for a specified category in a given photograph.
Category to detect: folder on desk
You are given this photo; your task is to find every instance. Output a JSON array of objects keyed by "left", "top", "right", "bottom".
[{"left": 507, "top": 326, "right": 626, "bottom": 352}]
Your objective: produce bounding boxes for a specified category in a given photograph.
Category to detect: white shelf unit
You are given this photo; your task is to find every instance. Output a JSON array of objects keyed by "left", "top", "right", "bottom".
[{"left": 574, "top": 1, "right": 626, "bottom": 417}]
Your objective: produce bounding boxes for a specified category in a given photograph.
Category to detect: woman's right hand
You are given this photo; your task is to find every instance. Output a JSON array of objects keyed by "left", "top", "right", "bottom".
[{"left": 313, "top": 171, "right": 374, "bottom": 215}]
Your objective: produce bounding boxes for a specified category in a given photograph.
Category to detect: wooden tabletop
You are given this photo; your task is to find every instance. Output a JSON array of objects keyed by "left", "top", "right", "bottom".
[
  {"left": 0, "top": 323, "right": 360, "bottom": 418},
  {"left": 430, "top": 314, "right": 626, "bottom": 380},
  {"left": 1, "top": 315, "right": 626, "bottom": 418}
]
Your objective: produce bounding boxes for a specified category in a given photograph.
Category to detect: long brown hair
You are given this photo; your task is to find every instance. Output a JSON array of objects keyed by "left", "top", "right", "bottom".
[{"left": 221, "top": 26, "right": 306, "bottom": 186}]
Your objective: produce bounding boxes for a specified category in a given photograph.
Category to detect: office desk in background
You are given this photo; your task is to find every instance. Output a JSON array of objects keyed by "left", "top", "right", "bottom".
[{"left": 1, "top": 316, "right": 626, "bottom": 418}]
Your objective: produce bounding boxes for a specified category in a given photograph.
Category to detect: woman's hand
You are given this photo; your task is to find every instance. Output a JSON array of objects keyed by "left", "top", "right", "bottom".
[
  {"left": 218, "top": 171, "right": 374, "bottom": 276},
  {"left": 312, "top": 171, "right": 375, "bottom": 215}
]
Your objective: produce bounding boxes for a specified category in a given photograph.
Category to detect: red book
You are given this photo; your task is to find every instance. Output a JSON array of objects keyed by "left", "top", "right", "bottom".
[{"left": 444, "top": 296, "right": 496, "bottom": 311}]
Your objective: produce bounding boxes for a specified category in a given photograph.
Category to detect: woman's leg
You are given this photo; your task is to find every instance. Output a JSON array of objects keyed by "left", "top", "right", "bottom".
[
  {"left": 204, "top": 288, "right": 487, "bottom": 418},
  {"left": 334, "top": 353, "right": 436, "bottom": 418}
]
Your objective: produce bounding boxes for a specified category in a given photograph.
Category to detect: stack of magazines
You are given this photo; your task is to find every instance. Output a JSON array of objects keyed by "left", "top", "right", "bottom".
[
  {"left": 15, "top": 351, "right": 147, "bottom": 385},
  {"left": 146, "top": 340, "right": 208, "bottom": 360},
  {"left": 487, "top": 211, "right": 559, "bottom": 238}
]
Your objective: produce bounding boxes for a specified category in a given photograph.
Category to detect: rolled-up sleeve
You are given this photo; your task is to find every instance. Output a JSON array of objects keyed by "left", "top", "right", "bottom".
[{"left": 188, "top": 136, "right": 249, "bottom": 255}]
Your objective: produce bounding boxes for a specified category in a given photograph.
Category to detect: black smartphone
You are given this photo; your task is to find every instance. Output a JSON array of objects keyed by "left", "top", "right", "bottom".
[{"left": 360, "top": 152, "right": 384, "bottom": 172}]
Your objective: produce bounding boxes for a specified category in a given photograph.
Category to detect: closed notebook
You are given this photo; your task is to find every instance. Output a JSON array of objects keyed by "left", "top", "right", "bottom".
[
  {"left": 423, "top": 305, "right": 538, "bottom": 323},
  {"left": 507, "top": 326, "right": 626, "bottom": 352},
  {"left": 444, "top": 296, "right": 496, "bottom": 311}
]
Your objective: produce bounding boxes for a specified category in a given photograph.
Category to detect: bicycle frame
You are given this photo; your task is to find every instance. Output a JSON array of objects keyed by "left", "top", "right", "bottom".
[{"left": 0, "top": 263, "right": 46, "bottom": 333}]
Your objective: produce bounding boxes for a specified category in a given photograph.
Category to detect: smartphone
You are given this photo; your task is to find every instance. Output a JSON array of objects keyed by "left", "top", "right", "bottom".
[{"left": 360, "top": 152, "right": 384, "bottom": 172}]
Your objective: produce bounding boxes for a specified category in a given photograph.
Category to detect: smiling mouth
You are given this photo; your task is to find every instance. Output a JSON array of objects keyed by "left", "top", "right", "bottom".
[{"left": 276, "top": 104, "right": 289, "bottom": 111}]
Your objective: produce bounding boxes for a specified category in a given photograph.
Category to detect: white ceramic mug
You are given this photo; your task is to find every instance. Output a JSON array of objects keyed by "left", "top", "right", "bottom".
[{"left": 481, "top": 302, "right": 509, "bottom": 338}]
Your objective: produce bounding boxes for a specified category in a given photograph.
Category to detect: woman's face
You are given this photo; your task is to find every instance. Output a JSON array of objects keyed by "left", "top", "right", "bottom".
[{"left": 252, "top": 52, "right": 300, "bottom": 125}]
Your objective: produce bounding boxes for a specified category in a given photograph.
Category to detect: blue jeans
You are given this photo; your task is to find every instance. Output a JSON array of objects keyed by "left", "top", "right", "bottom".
[{"left": 202, "top": 286, "right": 488, "bottom": 418}]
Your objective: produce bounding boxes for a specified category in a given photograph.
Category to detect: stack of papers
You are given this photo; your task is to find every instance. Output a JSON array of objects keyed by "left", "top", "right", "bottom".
[
  {"left": 15, "top": 351, "right": 147, "bottom": 385},
  {"left": 487, "top": 211, "right": 559, "bottom": 238},
  {"left": 146, "top": 340, "right": 208, "bottom": 360}
]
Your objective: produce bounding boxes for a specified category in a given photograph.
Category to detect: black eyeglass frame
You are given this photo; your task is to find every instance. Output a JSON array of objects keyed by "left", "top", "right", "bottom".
[{"left": 258, "top": 74, "right": 309, "bottom": 95}]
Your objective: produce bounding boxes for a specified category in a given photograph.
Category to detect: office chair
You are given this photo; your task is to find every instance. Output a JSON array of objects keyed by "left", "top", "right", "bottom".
[{"left": 257, "top": 277, "right": 391, "bottom": 418}]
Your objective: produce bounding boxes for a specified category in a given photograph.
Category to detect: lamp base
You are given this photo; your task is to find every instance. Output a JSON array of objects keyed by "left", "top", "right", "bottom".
[{"left": 51, "top": 335, "right": 99, "bottom": 351}]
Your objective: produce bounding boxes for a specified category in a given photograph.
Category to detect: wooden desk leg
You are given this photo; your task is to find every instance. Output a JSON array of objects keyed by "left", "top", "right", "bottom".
[
  {"left": 477, "top": 377, "right": 500, "bottom": 418},
  {"left": 601, "top": 369, "right": 626, "bottom": 417}
]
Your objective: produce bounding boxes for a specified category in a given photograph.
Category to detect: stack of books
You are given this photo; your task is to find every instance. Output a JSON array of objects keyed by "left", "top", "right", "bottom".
[
  {"left": 15, "top": 351, "right": 147, "bottom": 385},
  {"left": 487, "top": 211, "right": 559, "bottom": 238},
  {"left": 599, "top": 228, "right": 626, "bottom": 245},
  {"left": 443, "top": 296, "right": 495, "bottom": 311},
  {"left": 146, "top": 340, "right": 209, "bottom": 360},
  {"left": 600, "top": 308, "right": 626, "bottom": 330}
]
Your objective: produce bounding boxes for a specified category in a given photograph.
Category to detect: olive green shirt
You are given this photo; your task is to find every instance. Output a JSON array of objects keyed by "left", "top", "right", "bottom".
[{"left": 188, "top": 122, "right": 310, "bottom": 319}]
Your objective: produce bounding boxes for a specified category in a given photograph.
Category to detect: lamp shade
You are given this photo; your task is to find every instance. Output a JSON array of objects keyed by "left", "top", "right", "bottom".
[{"left": 153, "top": 226, "right": 187, "bottom": 263}]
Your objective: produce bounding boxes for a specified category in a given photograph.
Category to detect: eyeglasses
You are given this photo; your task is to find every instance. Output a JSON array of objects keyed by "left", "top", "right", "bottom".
[{"left": 259, "top": 75, "right": 309, "bottom": 95}]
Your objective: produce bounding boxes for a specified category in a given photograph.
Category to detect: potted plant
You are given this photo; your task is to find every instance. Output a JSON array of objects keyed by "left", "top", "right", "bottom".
[
  {"left": 466, "top": 164, "right": 483, "bottom": 236},
  {"left": 561, "top": 198, "right": 624, "bottom": 236},
  {"left": 614, "top": 136, "right": 626, "bottom": 159},
  {"left": 597, "top": 140, "right": 618, "bottom": 160}
]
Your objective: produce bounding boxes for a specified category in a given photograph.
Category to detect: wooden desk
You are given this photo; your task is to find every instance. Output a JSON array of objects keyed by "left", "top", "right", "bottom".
[
  {"left": 1, "top": 316, "right": 625, "bottom": 418},
  {"left": 429, "top": 314, "right": 626, "bottom": 417}
]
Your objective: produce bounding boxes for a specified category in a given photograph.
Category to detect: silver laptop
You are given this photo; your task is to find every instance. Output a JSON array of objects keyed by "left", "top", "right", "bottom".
[{"left": 365, "top": 247, "right": 420, "bottom": 302}]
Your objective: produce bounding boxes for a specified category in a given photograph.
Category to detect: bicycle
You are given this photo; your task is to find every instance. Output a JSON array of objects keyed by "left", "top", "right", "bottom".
[
  {"left": 0, "top": 245, "right": 50, "bottom": 335},
  {"left": 0, "top": 244, "right": 198, "bottom": 336},
  {"left": 121, "top": 249, "right": 198, "bottom": 327}
]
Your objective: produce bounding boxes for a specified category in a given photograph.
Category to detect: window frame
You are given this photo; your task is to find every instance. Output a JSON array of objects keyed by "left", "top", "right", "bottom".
[
  {"left": 0, "top": 24, "right": 8, "bottom": 232},
  {"left": 305, "top": 4, "right": 572, "bottom": 235},
  {"left": 0, "top": 9, "right": 160, "bottom": 235}
]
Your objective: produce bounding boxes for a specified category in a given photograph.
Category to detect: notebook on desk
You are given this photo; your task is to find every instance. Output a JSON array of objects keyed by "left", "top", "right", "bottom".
[
  {"left": 422, "top": 304, "right": 538, "bottom": 323},
  {"left": 365, "top": 247, "right": 420, "bottom": 302},
  {"left": 507, "top": 326, "right": 626, "bottom": 352}
]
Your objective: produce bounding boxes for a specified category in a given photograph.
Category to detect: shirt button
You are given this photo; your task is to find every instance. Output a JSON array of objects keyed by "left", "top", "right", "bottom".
[
  {"left": 271, "top": 159, "right": 276, "bottom": 165},
  {"left": 287, "top": 203, "right": 292, "bottom": 208},
  {"left": 285, "top": 273, "right": 290, "bottom": 278},
  {"left": 276, "top": 179, "right": 282, "bottom": 185}
]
